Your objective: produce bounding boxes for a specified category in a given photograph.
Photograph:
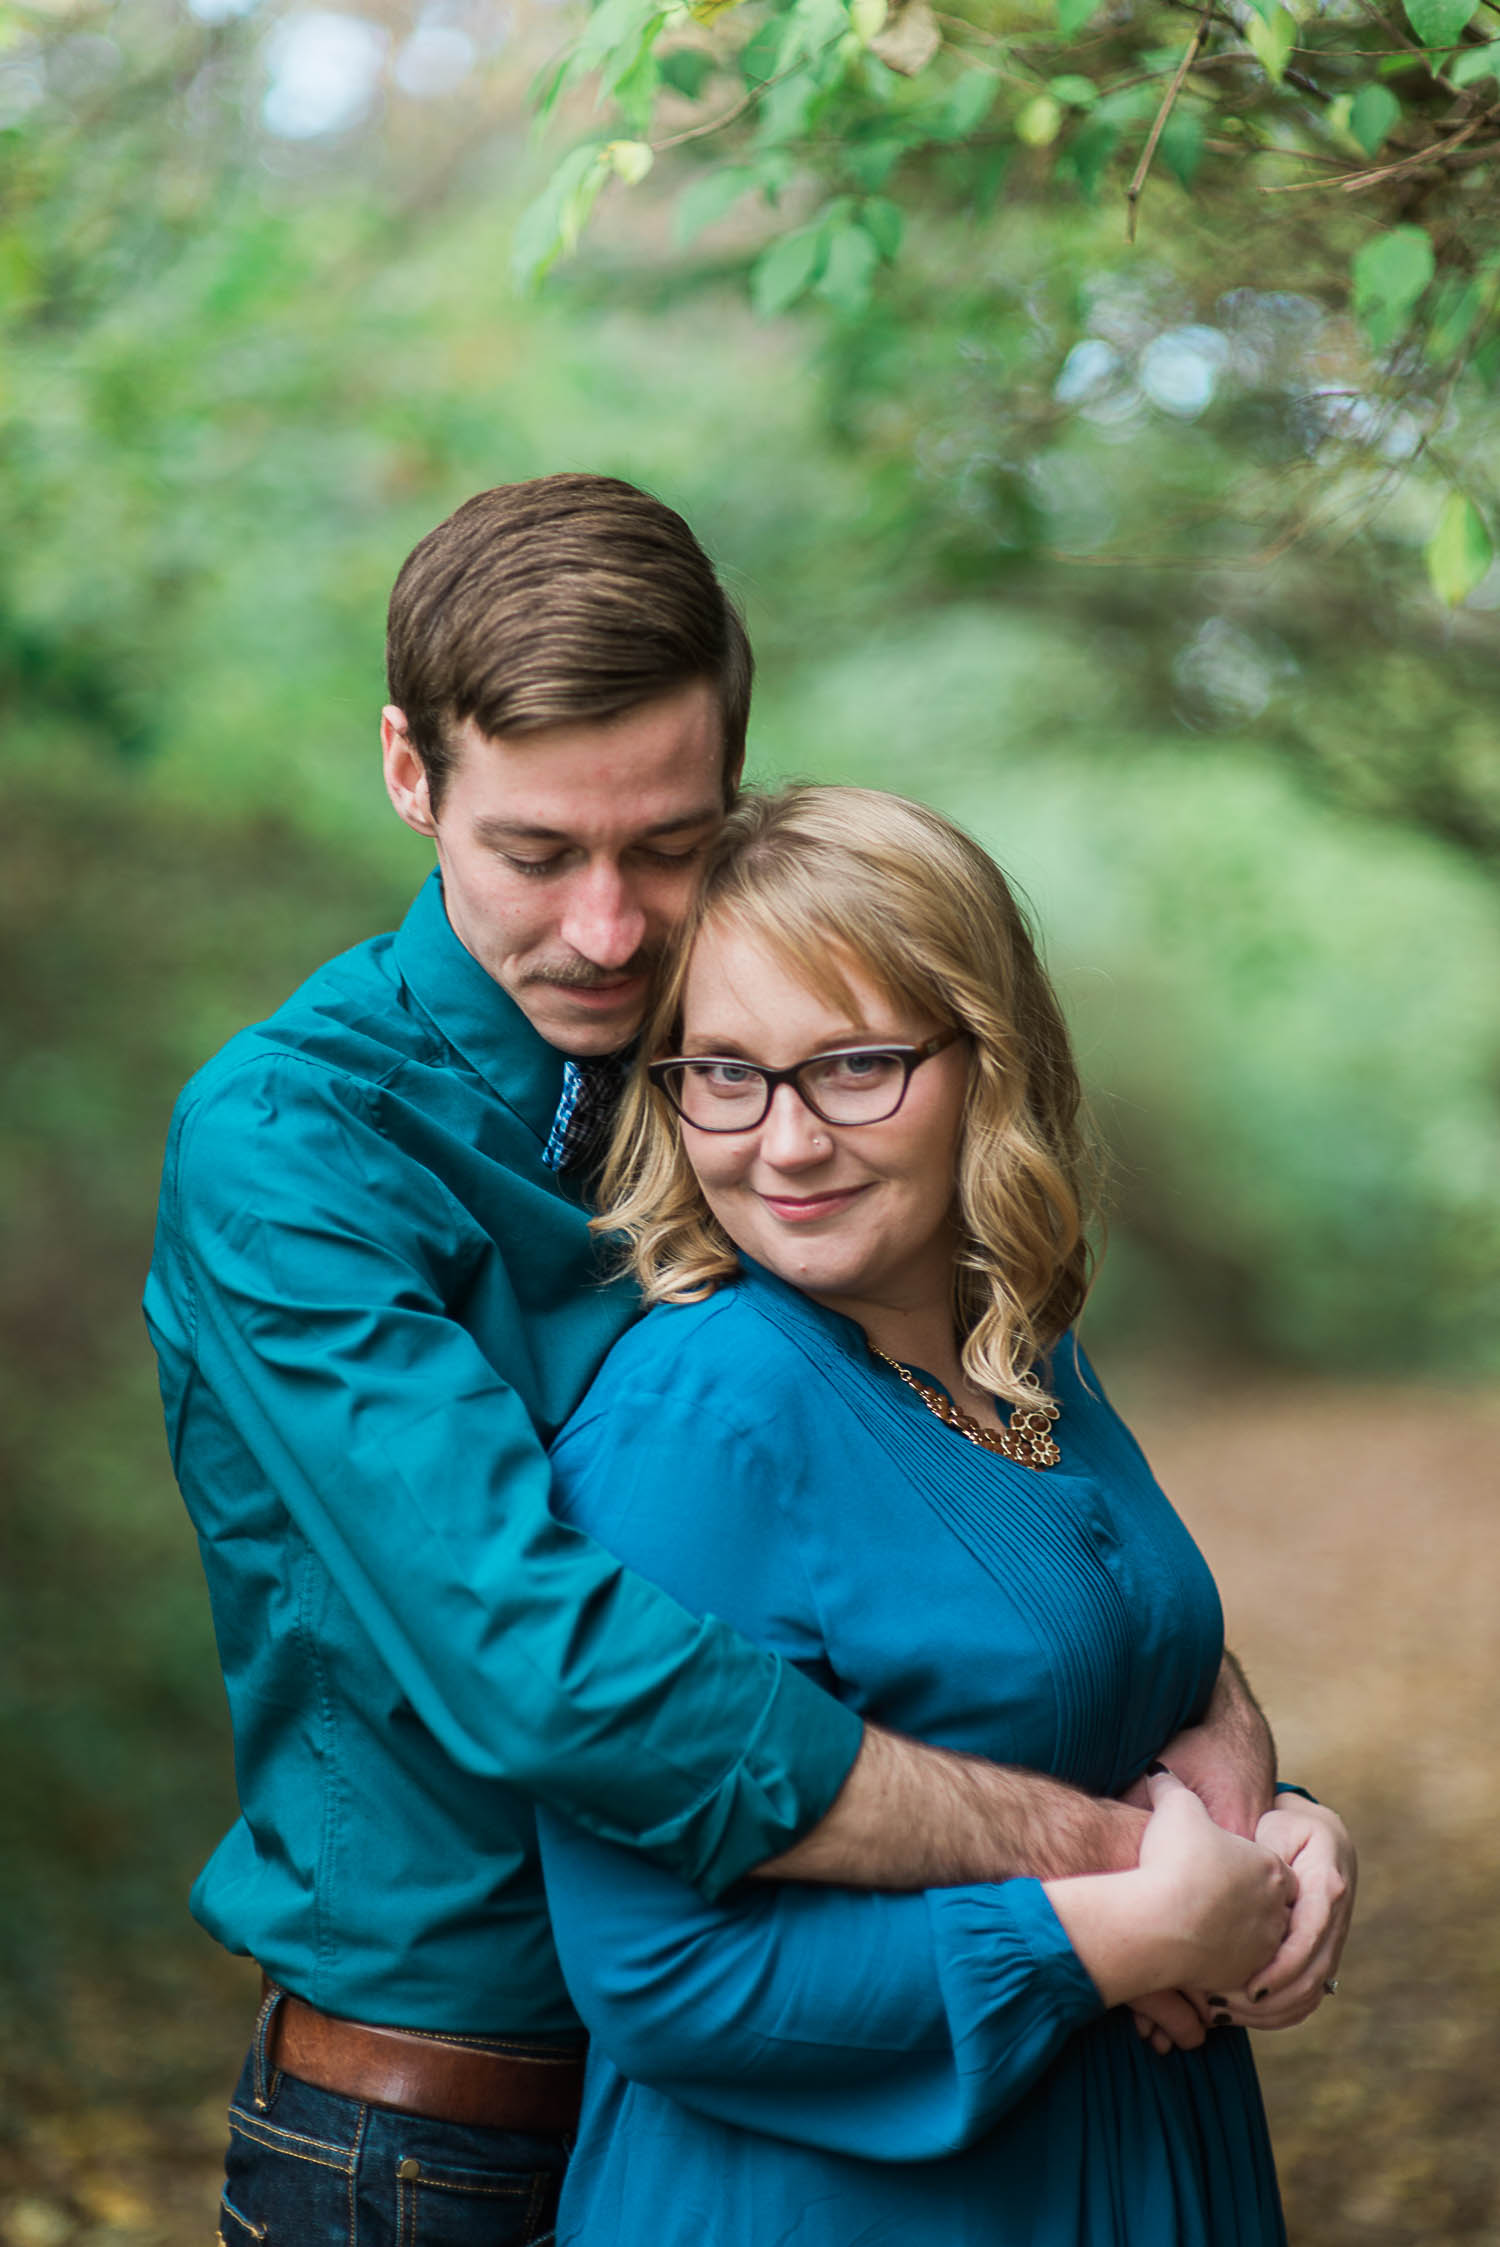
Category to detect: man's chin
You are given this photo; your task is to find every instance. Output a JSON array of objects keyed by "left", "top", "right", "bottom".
[{"left": 524, "top": 988, "right": 649, "bottom": 1057}]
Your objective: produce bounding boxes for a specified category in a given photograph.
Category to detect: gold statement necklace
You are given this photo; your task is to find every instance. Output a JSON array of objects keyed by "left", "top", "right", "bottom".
[{"left": 869, "top": 1349, "right": 1062, "bottom": 1470}]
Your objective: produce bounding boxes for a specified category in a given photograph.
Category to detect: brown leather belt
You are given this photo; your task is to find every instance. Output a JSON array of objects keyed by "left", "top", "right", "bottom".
[{"left": 264, "top": 1983, "right": 586, "bottom": 2133}]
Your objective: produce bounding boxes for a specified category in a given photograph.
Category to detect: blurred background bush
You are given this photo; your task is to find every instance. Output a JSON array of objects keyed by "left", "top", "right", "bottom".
[{"left": 1, "top": 0, "right": 1497, "bottom": 2237}]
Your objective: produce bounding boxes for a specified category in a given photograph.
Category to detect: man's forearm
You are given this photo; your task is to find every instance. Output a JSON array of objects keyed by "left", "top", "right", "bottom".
[
  {"left": 1156, "top": 1651, "right": 1277, "bottom": 1840},
  {"left": 755, "top": 1724, "right": 1148, "bottom": 1889}
]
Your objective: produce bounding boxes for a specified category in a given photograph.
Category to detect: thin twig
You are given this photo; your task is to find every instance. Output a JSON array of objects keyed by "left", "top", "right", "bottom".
[
  {"left": 1125, "top": 0, "right": 1215, "bottom": 241},
  {"left": 649, "top": 38, "right": 843, "bottom": 152},
  {"left": 1258, "top": 108, "right": 1492, "bottom": 191}
]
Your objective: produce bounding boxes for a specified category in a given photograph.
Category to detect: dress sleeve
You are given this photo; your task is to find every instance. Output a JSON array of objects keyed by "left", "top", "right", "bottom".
[
  {"left": 537, "top": 1817, "right": 1103, "bottom": 2159},
  {"left": 540, "top": 1357, "right": 1104, "bottom": 2159},
  {"left": 147, "top": 1060, "right": 861, "bottom": 1898}
]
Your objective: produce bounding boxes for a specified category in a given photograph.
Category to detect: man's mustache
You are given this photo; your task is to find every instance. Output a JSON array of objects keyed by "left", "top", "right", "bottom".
[{"left": 522, "top": 953, "right": 662, "bottom": 991}]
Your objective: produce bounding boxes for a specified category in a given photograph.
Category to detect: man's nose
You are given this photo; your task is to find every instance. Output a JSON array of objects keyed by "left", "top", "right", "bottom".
[
  {"left": 559, "top": 864, "right": 647, "bottom": 970},
  {"left": 758, "top": 1082, "right": 830, "bottom": 1168}
]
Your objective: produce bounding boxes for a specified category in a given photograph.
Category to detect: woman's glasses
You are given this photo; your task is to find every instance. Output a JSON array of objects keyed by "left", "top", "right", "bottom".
[{"left": 648, "top": 1029, "right": 962, "bottom": 1133}]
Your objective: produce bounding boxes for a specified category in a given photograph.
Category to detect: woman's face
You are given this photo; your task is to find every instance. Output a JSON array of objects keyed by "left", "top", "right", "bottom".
[{"left": 676, "top": 918, "right": 970, "bottom": 1325}]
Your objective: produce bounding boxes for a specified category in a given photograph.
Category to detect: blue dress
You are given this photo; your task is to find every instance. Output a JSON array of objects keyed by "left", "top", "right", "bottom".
[{"left": 539, "top": 1264, "right": 1286, "bottom": 2246}]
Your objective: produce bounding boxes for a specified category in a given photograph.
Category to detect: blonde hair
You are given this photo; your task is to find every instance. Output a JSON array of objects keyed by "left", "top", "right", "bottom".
[{"left": 596, "top": 785, "right": 1099, "bottom": 1409}]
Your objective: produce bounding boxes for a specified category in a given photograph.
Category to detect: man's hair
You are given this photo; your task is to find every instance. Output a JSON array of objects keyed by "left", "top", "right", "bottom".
[
  {"left": 386, "top": 474, "right": 752, "bottom": 807},
  {"left": 597, "top": 784, "right": 1100, "bottom": 1414}
]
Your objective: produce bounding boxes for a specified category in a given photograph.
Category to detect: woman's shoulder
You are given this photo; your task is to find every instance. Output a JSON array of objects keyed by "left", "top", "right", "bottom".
[{"left": 568, "top": 1278, "right": 805, "bottom": 1434}]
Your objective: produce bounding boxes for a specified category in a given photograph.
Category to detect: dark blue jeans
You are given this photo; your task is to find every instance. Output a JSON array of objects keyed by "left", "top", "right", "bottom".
[{"left": 218, "top": 1989, "right": 571, "bottom": 2246}]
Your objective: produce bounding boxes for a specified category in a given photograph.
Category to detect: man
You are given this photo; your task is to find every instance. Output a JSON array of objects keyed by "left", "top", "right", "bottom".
[{"left": 146, "top": 475, "right": 1349, "bottom": 2242}]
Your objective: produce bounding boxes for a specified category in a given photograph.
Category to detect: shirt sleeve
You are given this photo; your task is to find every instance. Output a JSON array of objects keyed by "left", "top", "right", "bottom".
[
  {"left": 149, "top": 1057, "right": 861, "bottom": 1898},
  {"left": 537, "top": 1814, "right": 1103, "bottom": 2160}
]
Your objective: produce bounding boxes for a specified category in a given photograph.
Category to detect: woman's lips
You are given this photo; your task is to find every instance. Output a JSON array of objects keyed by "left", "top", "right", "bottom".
[{"left": 757, "top": 1185, "right": 870, "bottom": 1223}]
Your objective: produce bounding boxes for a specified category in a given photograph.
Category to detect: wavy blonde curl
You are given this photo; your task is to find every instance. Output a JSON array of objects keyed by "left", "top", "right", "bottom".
[{"left": 595, "top": 785, "right": 1101, "bottom": 1410}]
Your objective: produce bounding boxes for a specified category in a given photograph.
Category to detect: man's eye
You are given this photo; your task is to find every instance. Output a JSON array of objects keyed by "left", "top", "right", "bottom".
[{"left": 503, "top": 856, "right": 563, "bottom": 879}]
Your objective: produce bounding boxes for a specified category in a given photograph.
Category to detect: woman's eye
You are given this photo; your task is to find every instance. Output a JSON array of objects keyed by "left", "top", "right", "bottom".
[{"left": 825, "top": 1051, "right": 899, "bottom": 1084}]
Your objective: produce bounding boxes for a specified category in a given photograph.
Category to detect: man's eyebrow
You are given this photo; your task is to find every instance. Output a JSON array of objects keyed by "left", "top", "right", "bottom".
[{"left": 471, "top": 809, "right": 723, "bottom": 846}]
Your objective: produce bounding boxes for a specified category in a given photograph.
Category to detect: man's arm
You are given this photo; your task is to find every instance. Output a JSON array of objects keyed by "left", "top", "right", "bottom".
[
  {"left": 766, "top": 1645, "right": 1279, "bottom": 1892},
  {"left": 760, "top": 1724, "right": 1148, "bottom": 1886},
  {"left": 1149, "top": 1651, "right": 1277, "bottom": 1839}
]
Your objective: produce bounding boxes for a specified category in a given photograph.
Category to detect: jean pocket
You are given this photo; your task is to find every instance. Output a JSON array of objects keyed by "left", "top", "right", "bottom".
[
  {"left": 223, "top": 2102, "right": 357, "bottom": 2246},
  {"left": 392, "top": 2151, "right": 560, "bottom": 2247}
]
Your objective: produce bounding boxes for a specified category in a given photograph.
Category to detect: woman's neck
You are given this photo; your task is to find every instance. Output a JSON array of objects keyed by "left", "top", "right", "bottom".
[{"left": 833, "top": 1295, "right": 1002, "bottom": 1432}]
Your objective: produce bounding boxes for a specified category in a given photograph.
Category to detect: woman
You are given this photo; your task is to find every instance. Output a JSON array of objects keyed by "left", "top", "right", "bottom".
[{"left": 537, "top": 785, "right": 1319, "bottom": 2245}]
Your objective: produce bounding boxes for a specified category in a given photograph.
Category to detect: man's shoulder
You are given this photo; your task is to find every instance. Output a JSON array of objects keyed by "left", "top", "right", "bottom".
[{"left": 172, "top": 923, "right": 433, "bottom": 1134}]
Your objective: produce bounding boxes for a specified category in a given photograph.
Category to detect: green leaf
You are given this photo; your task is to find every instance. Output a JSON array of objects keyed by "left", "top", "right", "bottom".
[
  {"left": 815, "top": 218, "right": 880, "bottom": 311},
  {"left": 750, "top": 226, "right": 825, "bottom": 315},
  {"left": 1425, "top": 274, "right": 1487, "bottom": 361},
  {"left": 849, "top": 0, "right": 888, "bottom": 43},
  {"left": 1016, "top": 93, "right": 1062, "bottom": 146},
  {"left": 1426, "top": 490, "right": 1493, "bottom": 605},
  {"left": 1349, "top": 81, "right": 1400, "bottom": 155},
  {"left": 1351, "top": 223, "right": 1435, "bottom": 347},
  {"left": 673, "top": 163, "right": 758, "bottom": 244},
  {"left": 1403, "top": 0, "right": 1478, "bottom": 46},
  {"left": 1059, "top": 115, "right": 1119, "bottom": 200},
  {"left": 1048, "top": 73, "right": 1099, "bottom": 106},
  {"left": 511, "top": 143, "right": 608, "bottom": 290},
  {"left": 934, "top": 67, "right": 998, "bottom": 140},
  {"left": 844, "top": 135, "right": 905, "bottom": 188},
  {"left": 1246, "top": 6, "right": 1297, "bottom": 84},
  {"left": 1056, "top": 0, "right": 1099, "bottom": 33},
  {"left": 861, "top": 194, "right": 904, "bottom": 257},
  {"left": 658, "top": 47, "right": 715, "bottom": 96},
  {"left": 1160, "top": 107, "right": 1205, "bottom": 187},
  {"left": 1449, "top": 38, "right": 1500, "bottom": 83},
  {"left": 739, "top": 18, "right": 784, "bottom": 83}
]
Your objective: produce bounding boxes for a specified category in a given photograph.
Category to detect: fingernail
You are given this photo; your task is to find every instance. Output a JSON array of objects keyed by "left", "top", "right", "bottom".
[
  {"left": 1146, "top": 1760, "right": 1168, "bottom": 1776},
  {"left": 1212, "top": 2010, "right": 1233, "bottom": 2028},
  {"left": 1206, "top": 1995, "right": 1227, "bottom": 2008}
]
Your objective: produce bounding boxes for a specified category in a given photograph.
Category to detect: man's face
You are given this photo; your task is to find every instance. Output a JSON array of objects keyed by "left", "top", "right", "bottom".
[{"left": 383, "top": 681, "right": 731, "bottom": 1056}]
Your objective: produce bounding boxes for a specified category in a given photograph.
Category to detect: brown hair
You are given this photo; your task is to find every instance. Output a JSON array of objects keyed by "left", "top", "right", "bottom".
[
  {"left": 386, "top": 474, "right": 752, "bottom": 807},
  {"left": 597, "top": 785, "right": 1100, "bottom": 1411}
]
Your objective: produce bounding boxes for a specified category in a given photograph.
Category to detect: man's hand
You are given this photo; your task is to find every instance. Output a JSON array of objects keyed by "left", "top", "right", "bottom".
[
  {"left": 1148, "top": 1653, "right": 1277, "bottom": 1840},
  {"left": 1217, "top": 1797, "right": 1356, "bottom": 2029}
]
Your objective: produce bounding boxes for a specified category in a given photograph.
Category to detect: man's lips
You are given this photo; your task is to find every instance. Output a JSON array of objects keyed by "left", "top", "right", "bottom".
[
  {"left": 547, "top": 973, "right": 649, "bottom": 1007},
  {"left": 757, "top": 1184, "right": 871, "bottom": 1223}
]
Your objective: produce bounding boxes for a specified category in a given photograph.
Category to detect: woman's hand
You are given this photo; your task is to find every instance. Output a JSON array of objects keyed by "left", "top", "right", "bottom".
[
  {"left": 1043, "top": 1769, "right": 1296, "bottom": 2012},
  {"left": 1133, "top": 1768, "right": 1298, "bottom": 1994},
  {"left": 1211, "top": 1797, "right": 1356, "bottom": 2030}
]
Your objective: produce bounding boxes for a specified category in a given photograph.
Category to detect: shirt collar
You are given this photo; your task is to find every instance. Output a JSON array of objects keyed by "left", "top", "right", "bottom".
[{"left": 393, "top": 869, "right": 567, "bottom": 1142}]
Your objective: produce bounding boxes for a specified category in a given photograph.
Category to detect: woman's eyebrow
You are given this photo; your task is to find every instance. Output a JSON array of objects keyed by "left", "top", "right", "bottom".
[{"left": 676, "top": 1028, "right": 883, "bottom": 1058}]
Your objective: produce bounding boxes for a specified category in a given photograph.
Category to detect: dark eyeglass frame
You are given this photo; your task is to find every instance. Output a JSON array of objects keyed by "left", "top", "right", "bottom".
[{"left": 647, "top": 1029, "right": 963, "bottom": 1133}]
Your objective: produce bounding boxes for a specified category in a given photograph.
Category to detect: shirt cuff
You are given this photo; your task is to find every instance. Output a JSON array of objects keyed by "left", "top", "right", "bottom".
[
  {"left": 1273, "top": 1780, "right": 1319, "bottom": 1804},
  {"left": 642, "top": 1657, "right": 865, "bottom": 1902}
]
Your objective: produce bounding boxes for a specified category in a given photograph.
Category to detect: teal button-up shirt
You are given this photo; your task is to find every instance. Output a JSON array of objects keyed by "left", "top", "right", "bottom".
[{"left": 144, "top": 871, "right": 862, "bottom": 2034}]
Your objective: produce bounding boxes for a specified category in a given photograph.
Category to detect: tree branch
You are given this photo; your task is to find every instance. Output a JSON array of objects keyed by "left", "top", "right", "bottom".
[{"left": 1125, "top": 0, "right": 1216, "bottom": 242}]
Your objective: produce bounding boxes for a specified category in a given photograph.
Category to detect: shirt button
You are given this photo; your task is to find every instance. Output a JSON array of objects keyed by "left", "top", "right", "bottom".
[{"left": 396, "top": 2157, "right": 422, "bottom": 2180}]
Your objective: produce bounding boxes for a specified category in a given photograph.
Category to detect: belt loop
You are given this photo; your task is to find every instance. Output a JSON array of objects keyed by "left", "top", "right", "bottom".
[{"left": 252, "top": 1979, "right": 285, "bottom": 2110}]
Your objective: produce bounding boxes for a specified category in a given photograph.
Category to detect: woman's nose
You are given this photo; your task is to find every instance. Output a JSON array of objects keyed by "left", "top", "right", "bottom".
[{"left": 758, "top": 1083, "right": 831, "bottom": 1168}]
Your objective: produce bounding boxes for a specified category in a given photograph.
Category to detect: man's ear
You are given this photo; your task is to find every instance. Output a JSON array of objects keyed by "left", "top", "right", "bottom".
[
  {"left": 723, "top": 746, "right": 747, "bottom": 809},
  {"left": 382, "top": 707, "right": 437, "bottom": 838}
]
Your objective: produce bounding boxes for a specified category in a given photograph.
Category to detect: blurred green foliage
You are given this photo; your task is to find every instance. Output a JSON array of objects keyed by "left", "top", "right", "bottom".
[{"left": 1, "top": 5, "right": 1498, "bottom": 2206}]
